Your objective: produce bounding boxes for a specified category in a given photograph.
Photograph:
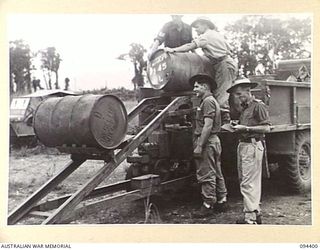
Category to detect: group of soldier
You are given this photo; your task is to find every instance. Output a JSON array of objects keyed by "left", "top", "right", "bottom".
[{"left": 148, "top": 15, "right": 271, "bottom": 224}]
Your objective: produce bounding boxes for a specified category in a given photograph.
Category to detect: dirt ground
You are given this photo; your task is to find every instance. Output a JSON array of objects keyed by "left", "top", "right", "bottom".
[{"left": 8, "top": 146, "right": 311, "bottom": 225}]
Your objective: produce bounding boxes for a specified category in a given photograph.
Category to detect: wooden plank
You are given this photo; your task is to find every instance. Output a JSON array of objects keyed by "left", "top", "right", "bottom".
[
  {"left": 63, "top": 175, "right": 194, "bottom": 223},
  {"left": 265, "top": 80, "right": 310, "bottom": 88},
  {"left": 29, "top": 211, "right": 52, "bottom": 219},
  {"left": 268, "top": 85, "right": 292, "bottom": 125},
  {"left": 269, "top": 124, "right": 310, "bottom": 133},
  {"left": 42, "top": 96, "right": 191, "bottom": 224},
  {"left": 160, "top": 175, "right": 194, "bottom": 190},
  {"left": 167, "top": 108, "right": 194, "bottom": 117},
  {"left": 8, "top": 159, "right": 85, "bottom": 225},
  {"left": 33, "top": 180, "right": 130, "bottom": 212},
  {"left": 63, "top": 190, "right": 143, "bottom": 223},
  {"left": 297, "top": 106, "right": 310, "bottom": 124},
  {"left": 131, "top": 174, "right": 160, "bottom": 189},
  {"left": 127, "top": 96, "right": 161, "bottom": 122}
]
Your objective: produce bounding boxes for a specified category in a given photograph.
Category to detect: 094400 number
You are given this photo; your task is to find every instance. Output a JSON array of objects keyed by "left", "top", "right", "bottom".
[{"left": 300, "top": 244, "right": 318, "bottom": 248}]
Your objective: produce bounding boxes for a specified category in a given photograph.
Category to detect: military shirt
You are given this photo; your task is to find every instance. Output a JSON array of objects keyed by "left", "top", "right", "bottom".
[
  {"left": 192, "top": 29, "right": 231, "bottom": 60},
  {"left": 155, "top": 21, "right": 192, "bottom": 48},
  {"left": 194, "top": 92, "right": 221, "bottom": 136},
  {"left": 239, "top": 98, "right": 271, "bottom": 140}
]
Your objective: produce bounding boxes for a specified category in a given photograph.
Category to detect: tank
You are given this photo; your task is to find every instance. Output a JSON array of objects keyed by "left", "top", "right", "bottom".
[
  {"left": 33, "top": 94, "right": 128, "bottom": 149},
  {"left": 147, "top": 49, "right": 215, "bottom": 92}
]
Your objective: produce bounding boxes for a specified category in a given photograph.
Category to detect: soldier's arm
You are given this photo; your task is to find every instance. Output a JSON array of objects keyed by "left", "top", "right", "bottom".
[
  {"left": 196, "top": 117, "right": 213, "bottom": 148},
  {"left": 248, "top": 124, "right": 270, "bottom": 133},
  {"left": 148, "top": 24, "right": 168, "bottom": 59},
  {"left": 148, "top": 40, "right": 161, "bottom": 59},
  {"left": 150, "top": 39, "right": 160, "bottom": 51},
  {"left": 234, "top": 124, "right": 270, "bottom": 133},
  {"left": 164, "top": 42, "right": 197, "bottom": 53}
]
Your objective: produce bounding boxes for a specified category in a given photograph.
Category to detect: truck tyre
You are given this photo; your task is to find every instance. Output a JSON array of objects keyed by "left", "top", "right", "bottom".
[{"left": 281, "top": 130, "right": 311, "bottom": 193}]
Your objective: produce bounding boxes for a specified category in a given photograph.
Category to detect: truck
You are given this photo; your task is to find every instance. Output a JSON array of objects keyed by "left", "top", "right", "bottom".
[{"left": 249, "top": 58, "right": 311, "bottom": 193}]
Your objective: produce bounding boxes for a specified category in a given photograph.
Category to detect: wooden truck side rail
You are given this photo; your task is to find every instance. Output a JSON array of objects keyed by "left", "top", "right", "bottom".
[{"left": 252, "top": 79, "right": 310, "bottom": 132}]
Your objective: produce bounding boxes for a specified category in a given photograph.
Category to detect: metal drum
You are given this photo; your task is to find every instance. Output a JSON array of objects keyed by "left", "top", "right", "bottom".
[
  {"left": 34, "top": 94, "right": 128, "bottom": 149},
  {"left": 147, "top": 49, "right": 215, "bottom": 92}
]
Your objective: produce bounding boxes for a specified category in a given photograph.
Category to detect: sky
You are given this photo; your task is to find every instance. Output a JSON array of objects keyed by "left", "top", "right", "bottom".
[{"left": 7, "top": 13, "right": 311, "bottom": 91}]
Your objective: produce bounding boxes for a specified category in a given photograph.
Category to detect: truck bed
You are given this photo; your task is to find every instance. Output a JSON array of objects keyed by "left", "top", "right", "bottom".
[{"left": 252, "top": 79, "right": 310, "bottom": 132}]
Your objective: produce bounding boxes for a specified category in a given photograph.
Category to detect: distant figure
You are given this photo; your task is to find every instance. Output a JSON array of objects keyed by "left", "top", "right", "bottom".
[
  {"left": 255, "top": 62, "right": 265, "bottom": 75},
  {"left": 297, "top": 65, "right": 311, "bottom": 82},
  {"left": 148, "top": 15, "right": 192, "bottom": 60},
  {"left": 32, "top": 77, "right": 43, "bottom": 92},
  {"left": 48, "top": 79, "right": 52, "bottom": 90},
  {"left": 255, "top": 50, "right": 272, "bottom": 75},
  {"left": 238, "top": 64, "right": 246, "bottom": 77},
  {"left": 286, "top": 65, "right": 311, "bottom": 82},
  {"left": 64, "top": 77, "right": 70, "bottom": 90}
]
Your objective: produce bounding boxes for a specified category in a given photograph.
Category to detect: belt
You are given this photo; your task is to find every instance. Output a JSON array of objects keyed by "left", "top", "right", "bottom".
[
  {"left": 207, "top": 55, "right": 227, "bottom": 64},
  {"left": 239, "top": 137, "right": 264, "bottom": 143}
]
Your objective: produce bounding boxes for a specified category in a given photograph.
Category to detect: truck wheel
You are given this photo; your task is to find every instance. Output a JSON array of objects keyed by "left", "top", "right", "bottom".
[{"left": 282, "top": 130, "right": 311, "bottom": 193}]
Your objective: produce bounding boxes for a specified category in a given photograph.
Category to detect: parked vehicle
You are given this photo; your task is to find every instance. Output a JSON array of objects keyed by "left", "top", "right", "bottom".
[
  {"left": 10, "top": 89, "right": 77, "bottom": 145},
  {"left": 249, "top": 59, "right": 311, "bottom": 193}
]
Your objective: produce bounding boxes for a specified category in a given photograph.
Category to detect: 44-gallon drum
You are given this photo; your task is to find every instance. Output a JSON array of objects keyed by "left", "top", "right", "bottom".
[
  {"left": 33, "top": 94, "right": 128, "bottom": 149},
  {"left": 147, "top": 49, "right": 215, "bottom": 92}
]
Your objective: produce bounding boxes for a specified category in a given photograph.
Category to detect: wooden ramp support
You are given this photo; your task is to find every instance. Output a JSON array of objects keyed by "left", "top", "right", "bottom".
[
  {"left": 8, "top": 96, "right": 191, "bottom": 225},
  {"left": 24, "top": 174, "right": 194, "bottom": 224},
  {"left": 8, "top": 158, "right": 85, "bottom": 225}
]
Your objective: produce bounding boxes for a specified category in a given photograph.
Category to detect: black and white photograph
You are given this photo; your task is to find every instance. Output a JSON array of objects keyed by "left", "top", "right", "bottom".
[{"left": 7, "top": 12, "right": 313, "bottom": 227}]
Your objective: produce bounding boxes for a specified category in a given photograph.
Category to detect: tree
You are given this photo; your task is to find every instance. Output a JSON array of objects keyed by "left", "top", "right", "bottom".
[
  {"left": 118, "top": 43, "right": 147, "bottom": 90},
  {"left": 9, "top": 40, "right": 33, "bottom": 95},
  {"left": 225, "top": 16, "right": 311, "bottom": 76},
  {"left": 40, "top": 47, "right": 62, "bottom": 89}
]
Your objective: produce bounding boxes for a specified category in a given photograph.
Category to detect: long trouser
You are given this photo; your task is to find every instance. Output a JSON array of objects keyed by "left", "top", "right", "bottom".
[
  {"left": 195, "top": 135, "right": 228, "bottom": 207},
  {"left": 237, "top": 141, "right": 264, "bottom": 221},
  {"left": 212, "top": 56, "right": 237, "bottom": 122}
]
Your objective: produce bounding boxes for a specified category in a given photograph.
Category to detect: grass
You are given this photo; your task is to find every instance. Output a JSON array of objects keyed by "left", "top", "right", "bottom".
[
  {"left": 141, "top": 196, "right": 162, "bottom": 224},
  {"left": 10, "top": 144, "right": 61, "bottom": 157},
  {"left": 125, "top": 99, "right": 139, "bottom": 135}
]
